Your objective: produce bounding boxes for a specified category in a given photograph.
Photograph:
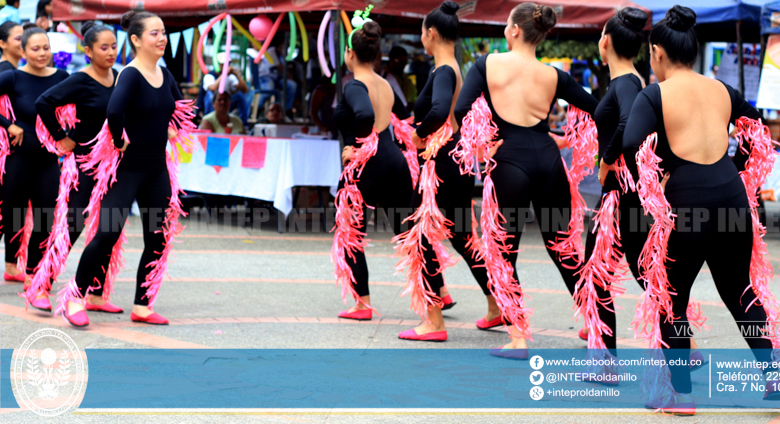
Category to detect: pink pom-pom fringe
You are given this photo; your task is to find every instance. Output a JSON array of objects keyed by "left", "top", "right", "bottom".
[
  {"left": 390, "top": 113, "right": 420, "bottom": 187},
  {"left": 0, "top": 94, "right": 15, "bottom": 183}
]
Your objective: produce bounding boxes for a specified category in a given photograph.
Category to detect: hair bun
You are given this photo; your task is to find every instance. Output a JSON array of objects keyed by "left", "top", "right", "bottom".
[
  {"left": 440, "top": 1, "right": 459, "bottom": 15},
  {"left": 618, "top": 7, "right": 648, "bottom": 33},
  {"left": 665, "top": 5, "right": 696, "bottom": 32},
  {"left": 532, "top": 5, "right": 557, "bottom": 33},
  {"left": 121, "top": 11, "right": 139, "bottom": 31},
  {"left": 22, "top": 23, "right": 37, "bottom": 31},
  {"left": 361, "top": 20, "right": 382, "bottom": 40},
  {"left": 81, "top": 21, "right": 96, "bottom": 37}
]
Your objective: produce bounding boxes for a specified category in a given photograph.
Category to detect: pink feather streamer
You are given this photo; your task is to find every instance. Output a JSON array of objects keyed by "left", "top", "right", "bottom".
[
  {"left": 615, "top": 155, "right": 636, "bottom": 193},
  {"left": 452, "top": 96, "right": 531, "bottom": 339},
  {"left": 12, "top": 203, "right": 33, "bottom": 273},
  {"left": 331, "top": 129, "right": 380, "bottom": 314},
  {"left": 139, "top": 100, "right": 196, "bottom": 307},
  {"left": 36, "top": 104, "right": 80, "bottom": 155},
  {"left": 464, "top": 199, "right": 481, "bottom": 258},
  {"left": 392, "top": 160, "right": 457, "bottom": 320},
  {"left": 572, "top": 190, "right": 628, "bottom": 350},
  {"left": 631, "top": 133, "right": 676, "bottom": 349},
  {"left": 548, "top": 106, "right": 598, "bottom": 267},
  {"left": 0, "top": 94, "right": 15, "bottom": 183},
  {"left": 734, "top": 117, "right": 780, "bottom": 348},
  {"left": 78, "top": 121, "right": 126, "bottom": 245},
  {"left": 53, "top": 277, "right": 84, "bottom": 318},
  {"left": 686, "top": 299, "right": 710, "bottom": 331},
  {"left": 389, "top": 113, "right": 419, "bottom": 187}
]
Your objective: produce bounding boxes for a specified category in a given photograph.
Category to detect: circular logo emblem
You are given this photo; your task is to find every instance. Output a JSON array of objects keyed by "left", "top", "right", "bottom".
[{"left": 13, "top": 329, "right": 87, "bottom": 417}]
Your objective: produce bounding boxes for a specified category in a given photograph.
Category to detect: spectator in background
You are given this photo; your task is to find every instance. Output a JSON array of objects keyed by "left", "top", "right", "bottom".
[
  {"left": 649, "top": 73, "right": 657, "bottom": 84},
  {"left": 35, "top": 0, "right": 53, "bottom": 31},
  {"left": 309, "top": 76, "right": 336, "bottom": 138},
  {"left": 265, "top": 102, "right": 292, "bottom": 124},
  {"left": 0, "top": 0, "right": 21, "bottom": 25},
  {"left": 386, "top": 46, "right": 417, "bottom": 108},
  {"left": 201, "top": 52, "right": 251, "bottom": 125},
  {"left": 711, "top": 64, "right": 719, "bottom": 78},
  {"left": 200, "top": 91, "right": 245, "bottom": 134}
]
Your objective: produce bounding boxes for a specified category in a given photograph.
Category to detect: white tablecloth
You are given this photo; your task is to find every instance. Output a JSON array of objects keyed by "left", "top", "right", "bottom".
[{"left": 177, "top": 137, "right": 341, "bottom": 217}]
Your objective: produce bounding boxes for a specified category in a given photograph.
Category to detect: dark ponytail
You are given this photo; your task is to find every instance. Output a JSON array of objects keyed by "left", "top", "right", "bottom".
[
  {"left": 650, "top": 5, "right": 698, "bottom": 67},
  {"left": 424, "top": 1, "right": 459, "bottom": 43},
  {"left": 604, "top": 8, "right": 648, "bottom": 59}
]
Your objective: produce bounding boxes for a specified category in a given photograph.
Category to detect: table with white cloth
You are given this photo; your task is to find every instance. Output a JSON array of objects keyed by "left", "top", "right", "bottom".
[{"left": 177, "top": 137, "right": 342, "bottom": 231}]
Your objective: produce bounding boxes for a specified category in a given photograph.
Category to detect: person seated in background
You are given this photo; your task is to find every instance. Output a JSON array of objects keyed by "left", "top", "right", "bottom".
[
  {"left": 201, "top": 53, "right": 251, "bottom": 125},
  {"left": 309, "top": 76, "right": 336, "bottom": 138},
  {"left": 265, "top": 103, "right": 292, "bottom": 124},
  {"left": 199, "top": 91, "right": 245, "bottom": 134}
]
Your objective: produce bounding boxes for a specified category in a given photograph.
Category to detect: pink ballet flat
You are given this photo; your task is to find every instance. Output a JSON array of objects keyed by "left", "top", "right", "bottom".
[
  {"left": 441, "top": 295, "right": 456, "bottom": 310},
  {"left": 30, "top": 295, "right": 52, "bottom": 312},
  {"left": 64, "top": 308, "right": 89, "bottom": 327},
  {"left": 489, "top": 347, "right": 529, "bottom": 360},
  {"left": 398, "top": 328, "right": 447, "bottom": 342},
  {"left": 476, "top": 316, "right": 503, "bottom": 330},
  {"left": 4, "top": 272, "right": 26, "bottom": 282},
  {"left": 338, "top": 308, "right": 372, "bottom": 320},
  {"left": 130, "top": 311, "right": 169, "bottom": 325},
  {"left": 578, "top": 327, "right": 588, "bottom": 341},
  {"left": 86, "top": 302, "right": 124, "bottom": 313}
]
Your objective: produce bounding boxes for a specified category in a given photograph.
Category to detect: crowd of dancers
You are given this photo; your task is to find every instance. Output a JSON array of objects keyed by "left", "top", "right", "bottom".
[{"left": 1, "top": 3, "right": 778, "bottom": 415}]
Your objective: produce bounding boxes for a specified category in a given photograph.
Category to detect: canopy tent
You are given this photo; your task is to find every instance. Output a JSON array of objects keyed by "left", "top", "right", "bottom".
[
  {"left": 53, "top": 0, "right": 649, "bottom": 32},
  {"left": 763, "top": 1, "right": 780, "bottom": 34},
  {"left": 637, "top": 0, "right": 772, "bottom": 41}
]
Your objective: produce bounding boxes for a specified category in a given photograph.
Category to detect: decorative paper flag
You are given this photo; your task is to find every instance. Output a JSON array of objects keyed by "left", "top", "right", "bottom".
[
  {"left": 241, "top": 137, "right": 268, "bottom": 169},
  {"left": 183, "top": 28, "right": 195, "bottom": 54},
  {"left": 205, "top": 136, "right": 231, "bottom": 169},
  {"left": 125, "top": 37, "right": 132, "bottom": 57},
  {"left": 117, "top": 30, "right": 127, "bottom": 58},
  {"left": 176, "top": 143, "right": 192, "bottom": 164},
  {"left": 170, "top": 32, "right": 181, "bottom": 58},
  {"left": 197, "top": 21, "right": 210, "bottom": 39}
]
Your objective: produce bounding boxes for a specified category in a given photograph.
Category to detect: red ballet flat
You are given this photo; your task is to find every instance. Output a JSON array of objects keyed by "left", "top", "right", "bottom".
[
  {"left": 441, "top": 295, "right": 456, "bottom": 310},
  {"left": 4, "top": 272, "right": 26, "bottom": 282},
  {"left": 338, "top": 308, "right": 372, "bottom": 320},
  {"left": 578, "top": 327, "right": 588, "bottom": 341},
  {"left": 64, "top": 308, "right": 89, "bottom": 327},
  {"left": 86, "top": 302, "right": 124, "bottom": 313},
  {"left": 489, "top": 347, "right": 529, "bottom": 360},
  {"left": 476, "top": 316, "right": 503, "bottom": 330},
  {"left": 130, "top": 311, "right": 169, "bottom": 325},
  {"left": 30, "top": 295, "right": 52, "bottom": 312},
  {"left": 398, "top": 328, "right": 447, "bottom": 342}
]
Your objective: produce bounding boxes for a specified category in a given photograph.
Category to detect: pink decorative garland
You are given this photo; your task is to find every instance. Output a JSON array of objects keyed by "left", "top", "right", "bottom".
[
  {"left": 331, "top": 129, "right": 380, "bottom": 314},
  {"left": 548, "top": 106, "right": 598, "bottom": 267},
  {"left": 389, "top": 113, "right": 419, "bottom": 188},
  {"left": 451, "top": 95, "right": 531, "bottom": 339},
  {"left": 0, "top": 94, "right": 14, "bottom": 183}
]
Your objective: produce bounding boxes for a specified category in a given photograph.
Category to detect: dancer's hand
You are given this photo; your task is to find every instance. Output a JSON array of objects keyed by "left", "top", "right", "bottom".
[
  {"left": 549, "top": 132, "right": 568, "bottom": 150},
  {"left": 342, "top": 146, "right": 356, "bottom": 165},
  {"left": 117, "top": 139, "right": 129, "bottom": 152},
  {"left": 412, "top": 130, "right": 426, "bottom": 149},
  {"left": 597, "top": 159, "right": 614, "bottom": 186},
  {"left": 478, "top": 139, "right": 503, "bottom": 163},
  {"left": 660, "top": 173, "right": 670, "bottom": 193},
  {"left": 168, "top": 127, "right": 178, "bottom": 140},
  {"left": 58, "top": 137, "right": 76, "bottom": 154},
  {"left": 8, "top": 124, "right": 23, "bottom": 146}
]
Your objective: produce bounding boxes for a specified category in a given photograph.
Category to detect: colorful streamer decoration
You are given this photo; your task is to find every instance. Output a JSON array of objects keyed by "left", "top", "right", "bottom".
[
  {"left": 218, "top": 16, "right": 233, "bottom": 94},
  {"left": 253, "top": 13, "right": 285, "bottom": 64},
  {"left": 293, "top": 12, "right": 309, "bottom": 63},
  {"left": 286, "top": 12, "right": 297, "bottom": 61},
  {"left": 317, "top": 11, "right": 332, "bottom": 78}
]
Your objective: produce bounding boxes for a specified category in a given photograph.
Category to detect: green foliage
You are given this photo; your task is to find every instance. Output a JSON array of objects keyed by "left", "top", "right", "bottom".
[{"left": 536, "top": 40, "right": 600, "bottom": 60}]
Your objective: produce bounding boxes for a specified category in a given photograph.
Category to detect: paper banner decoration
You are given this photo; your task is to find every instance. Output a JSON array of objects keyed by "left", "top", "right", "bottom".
[
  {"left": 241, "top": 137, "right": 268, "bottom": 169},
  {"left": 200, "top": 135, "right": 241, "bottom": 173},
  {"left": 117, "top": 30, "right": 127, "bottom": 56},
  {"left": 170, "top": 32, "right": 181, "bottom": 58},
  {"left": 183, "top": 28, "right": 195, "bottom": 54},
  {"left": 197, "top": 21, "right": 210, "bottom": 38},
  {"left": 176, "top": 143, "right": 192, "bottom": 164}
]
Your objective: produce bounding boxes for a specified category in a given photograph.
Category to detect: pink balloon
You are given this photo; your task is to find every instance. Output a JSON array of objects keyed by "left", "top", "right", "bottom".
[{"left": 249, "top": 15, "right": 274, "bottom": 41}]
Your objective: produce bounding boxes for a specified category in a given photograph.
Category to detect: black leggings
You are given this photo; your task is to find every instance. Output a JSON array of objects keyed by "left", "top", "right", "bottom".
[
  {"left": 660, "top": 159, "right": 772, "bottom": 393},
  {"left": 344, "top": 134, "right": 413, "bottom": 297},
  {"left": 582, "top": 189, "right": 647, "bottom": 350},
  {"left": 2, "top": 153, "right": 59, "bottom": 272},
  {"left": 74, "top": 167, "right": 171, "bottom": 305},
  {"left": 417, "top": 139, "right": 490, "bottom": 297}
]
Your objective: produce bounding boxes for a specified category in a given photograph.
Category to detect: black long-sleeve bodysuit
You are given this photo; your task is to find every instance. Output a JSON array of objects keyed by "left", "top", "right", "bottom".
[
  {"left": 454, "top": 55, "right": 599, "bottom": 326},
  {"left": 412, "top": 65, "right": 489, "bottom": 297},
  {"left": 35, "top": 70, "right": 116, "bottom": 294},
  {"left": 0, "top": 69, "right": 68, "bottom": 270},
  {"left": 334, "top": 79, "right": 413, "bottom": 297},
  {"left": 623, "top": 82, "right": 769, "bottom": 394},
  {"left": 73, "top": 66, "right": 181, "bottom": 305},
  {"left": 583, "top": 74, "right": 645, "bottom": 350},
  {"left": 0, "top": 60, "right": 16, "bottom": 249}
]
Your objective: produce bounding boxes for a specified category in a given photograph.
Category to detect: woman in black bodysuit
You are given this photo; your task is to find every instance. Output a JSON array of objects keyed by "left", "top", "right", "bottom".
[
  {"left": 29, "top": 22, "right": 119, "bottom": 316},
  {"left": 332, "top": 20, "right": 413, "bottom": 320},
  {"left": 623, "top": 6, "right": 778, "bottom": 413},
  {"left": 64, "top": 11, "right": 185, "bottom": 327},
  {"left": 453, "top": 3, "right": 598, "bottom": 357},
  {"left": 0, "top": 26, "right": 68, "bottom": 309}
]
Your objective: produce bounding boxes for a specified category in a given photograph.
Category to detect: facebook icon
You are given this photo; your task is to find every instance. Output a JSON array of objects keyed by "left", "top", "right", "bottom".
[{"left": 530, "top": 355, "right": 544, "bottom": 370}]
